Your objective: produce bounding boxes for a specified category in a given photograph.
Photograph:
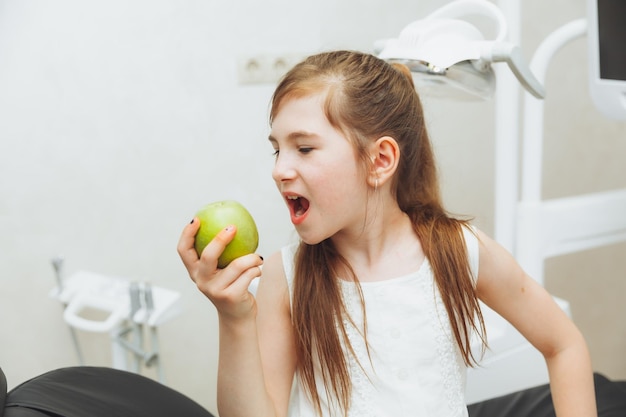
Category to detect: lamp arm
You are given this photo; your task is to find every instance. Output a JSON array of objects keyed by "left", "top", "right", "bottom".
[
  {"left": 489, "top": 42, "right": 546, "bottom": 99},
  {"left": 426, "top": 0, "right": 508, "bottom": 41}
]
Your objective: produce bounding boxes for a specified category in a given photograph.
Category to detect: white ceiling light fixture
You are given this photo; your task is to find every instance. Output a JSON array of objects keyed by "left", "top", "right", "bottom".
[{"left": 375, "top": 0, "right": 545, "bottom": 100}]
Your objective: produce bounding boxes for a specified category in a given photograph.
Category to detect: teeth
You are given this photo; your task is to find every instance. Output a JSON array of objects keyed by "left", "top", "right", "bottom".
[{"left": 287, "top": 195, "right": 299, "bottom": 200}]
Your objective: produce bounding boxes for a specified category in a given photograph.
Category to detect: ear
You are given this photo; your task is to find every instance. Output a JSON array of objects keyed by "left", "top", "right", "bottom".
[{"left": 367, "top": 136, "right": 400, "bottom": 188}]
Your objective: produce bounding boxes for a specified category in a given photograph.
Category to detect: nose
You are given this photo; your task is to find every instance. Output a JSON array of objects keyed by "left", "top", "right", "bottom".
[{"left": 271, "top": 152, "right": 297, "bottom": 184}]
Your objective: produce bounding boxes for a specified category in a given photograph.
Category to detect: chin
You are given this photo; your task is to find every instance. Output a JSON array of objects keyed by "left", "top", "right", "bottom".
[
  {"left": 299, "top": 236, "right": 324, "bottom": 246},
  {"left": 295, "top": 229, "right": 327, "bottom": 246}
]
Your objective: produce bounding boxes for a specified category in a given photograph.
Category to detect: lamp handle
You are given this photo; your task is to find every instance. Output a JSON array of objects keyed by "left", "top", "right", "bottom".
[
  {"left": 487, "top": 42, "right": 546, "bottom": 99},
  {"left": 426, "top": 0, "right": 507, "bottom": 42}
]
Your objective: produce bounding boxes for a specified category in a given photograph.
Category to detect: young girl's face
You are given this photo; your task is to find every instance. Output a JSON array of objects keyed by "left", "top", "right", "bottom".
[{"left": 269, "top": 93, "right": 370, "bottom": 245}]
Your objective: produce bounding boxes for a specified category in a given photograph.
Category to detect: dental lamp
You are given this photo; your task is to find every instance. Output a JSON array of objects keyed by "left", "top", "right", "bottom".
[{"left": 375, "top": 0, "right": 545, "bottom": 100}]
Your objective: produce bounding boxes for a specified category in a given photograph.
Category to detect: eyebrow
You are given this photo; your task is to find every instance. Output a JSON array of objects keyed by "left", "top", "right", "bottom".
[{"left": 268, "top": 130, "right": 319, "bottom": 145}]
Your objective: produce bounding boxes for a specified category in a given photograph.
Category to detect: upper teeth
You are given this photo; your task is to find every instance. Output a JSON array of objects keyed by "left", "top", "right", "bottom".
[{"left": 287, "top": 196, "right": 299, "bottom": 200}]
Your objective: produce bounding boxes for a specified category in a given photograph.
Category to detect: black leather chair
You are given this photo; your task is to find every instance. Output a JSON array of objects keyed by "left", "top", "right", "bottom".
[
  {"left": 468, "top": 373, "right": 626, "bottom": 417},
  {"left": 0, "top": 367, "right": 7, "bottom": 416},
  {"left": 3, "top": 366, "right": 625, "bottom": 417},
  {"left": 1, "top": 366, "right": 215, "bottom": 417}
]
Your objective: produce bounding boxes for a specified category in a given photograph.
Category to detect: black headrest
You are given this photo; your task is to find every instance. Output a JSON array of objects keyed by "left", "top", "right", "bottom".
[{"left": 0, "top": 366, "right": 7, "bottom": 417}]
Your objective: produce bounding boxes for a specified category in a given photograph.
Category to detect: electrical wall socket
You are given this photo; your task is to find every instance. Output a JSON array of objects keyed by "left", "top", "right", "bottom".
[{"left": 237, "top": 54, "right": 305, "bottom": 85}]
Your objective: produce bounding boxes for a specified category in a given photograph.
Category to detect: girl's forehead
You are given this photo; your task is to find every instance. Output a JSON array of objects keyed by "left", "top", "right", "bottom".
[
  {"left": 269, "top": 95, "right": 353, "bottom": 149},
  {"left": 277, "top": 92, "right": 325, "bottom": 113},
  {"left": 271, "top": 94, "right": 328, "bottom": 132}
]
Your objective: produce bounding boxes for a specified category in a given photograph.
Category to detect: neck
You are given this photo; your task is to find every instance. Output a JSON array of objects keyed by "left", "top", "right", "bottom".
[{"left": 331, "top": 198, "right": 424, "bottom": 282}]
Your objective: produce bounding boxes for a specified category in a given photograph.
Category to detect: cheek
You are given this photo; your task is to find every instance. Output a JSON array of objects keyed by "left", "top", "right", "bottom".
[{"left": 316, "top": 166, "right": 367, "bottom": 205}]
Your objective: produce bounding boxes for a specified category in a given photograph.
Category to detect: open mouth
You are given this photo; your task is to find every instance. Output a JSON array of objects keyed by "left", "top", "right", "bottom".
[{"left": 286, "top": 195, "right": 310, "bottom": 218}]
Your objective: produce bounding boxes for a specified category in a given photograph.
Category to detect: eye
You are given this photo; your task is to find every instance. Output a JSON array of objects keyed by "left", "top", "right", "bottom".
[
  {"left": 299, "top": 147, "right": 313, "bottom": 154},
  {"left": 271, "top": 149, "right": 279, "bottom": 157}
]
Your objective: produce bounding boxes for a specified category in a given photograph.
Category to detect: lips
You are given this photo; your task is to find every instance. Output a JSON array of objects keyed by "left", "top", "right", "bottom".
[{"left": 286, "top": 194, "right": 310, "bottom": 225}]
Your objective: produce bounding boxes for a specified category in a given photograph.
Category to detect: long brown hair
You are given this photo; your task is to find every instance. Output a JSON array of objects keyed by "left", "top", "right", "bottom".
[{"left": 269, "top": 50, "right": 486, "bottom": 416}]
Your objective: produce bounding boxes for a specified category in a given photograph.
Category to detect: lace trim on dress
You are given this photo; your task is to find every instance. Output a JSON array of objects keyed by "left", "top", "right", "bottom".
[
  {"left": 426, "top": 263, "right": 465, "bottom": 413},
  {"left": 340, "top": 282, "right": 377, "bottom": 417}
]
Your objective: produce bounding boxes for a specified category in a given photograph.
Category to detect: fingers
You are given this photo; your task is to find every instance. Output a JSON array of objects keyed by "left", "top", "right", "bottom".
[
  {"left": 224, "top": 254, "right": 264, "bottom": 293},
  {"left": 200, "top": 254, "right": 263, "bottom": 296},
  {"left": 195, "top": 254, "right": 263, "bottom": 320},
  {"left": 177, "top": 217, "right": 201, "bottom": 271},
  {"left": 178, "top": 219, "right": 239, "bottom": 268},
  {"left": 199, "top": 224, "right": 238, "bottom": 268},
  {"left": 177, "top": 217, "right": 263, "bottom": 319}
]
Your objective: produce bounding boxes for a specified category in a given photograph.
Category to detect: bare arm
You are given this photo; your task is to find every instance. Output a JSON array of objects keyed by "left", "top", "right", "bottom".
[
  {"left": 474, "top": 229, "right": 597, "bottom": 417},
  {"left": 255, "top": 251, "right": 298, "bottom": 417},
  {"left": 177, "top": 220, "right": 294, "bottom": 417}
]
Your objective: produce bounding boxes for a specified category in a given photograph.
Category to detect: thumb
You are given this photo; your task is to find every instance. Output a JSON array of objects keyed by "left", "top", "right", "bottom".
[{"left": 199, "top": 224, "right": 237, "bottom": 265}]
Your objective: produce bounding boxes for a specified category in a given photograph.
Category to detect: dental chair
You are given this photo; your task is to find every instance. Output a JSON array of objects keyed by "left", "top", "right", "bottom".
[
  {"left": 0, "top": 366, "right": 215, "bottom": 417},
  {"left": 468, "top": 372, "right": 626, "bottom": 417},
  {"left": 3, "top": 366, "right": 626, "bottom": 417}
]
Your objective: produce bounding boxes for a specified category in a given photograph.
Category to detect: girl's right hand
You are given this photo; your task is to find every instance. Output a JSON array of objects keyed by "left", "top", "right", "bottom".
[{"left": 177, "top": 217, "right": 264, "bottom": 320}]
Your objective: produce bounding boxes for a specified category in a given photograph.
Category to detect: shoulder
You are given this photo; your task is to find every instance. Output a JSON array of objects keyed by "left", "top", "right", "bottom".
[
  {"left": 255, "top": 246, "right": 293, "bottom": 312},
  {"left": 279, "top": 242, "right": 298, "bottom": 284},
  {"left": 258, "top": 250, "right": 287, "bottom": 294},
  {"left": 471, "top": 228, "right": 527, "bottom": 300},
  {"left": 461, "top": 224, "right": 480, "bottom": 281}
]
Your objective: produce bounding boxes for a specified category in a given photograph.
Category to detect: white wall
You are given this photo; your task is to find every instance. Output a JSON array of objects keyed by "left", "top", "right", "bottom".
[{"left": 0, "top": 0, "right": 624, "bottom": 414}]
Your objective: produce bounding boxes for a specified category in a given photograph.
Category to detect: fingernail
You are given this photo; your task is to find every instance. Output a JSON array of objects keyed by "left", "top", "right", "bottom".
[
  {"left": 190, "top": 218, "right": 195, "bottom": 224},
  {"left": 224, "top": 225, "right": 234, "bottom": 232},
  {"left": 259, "top": 255, "right": 264, "bottom": 261}
]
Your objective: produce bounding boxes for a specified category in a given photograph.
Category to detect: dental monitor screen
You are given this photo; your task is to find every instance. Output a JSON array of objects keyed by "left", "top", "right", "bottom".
[{"left": 588, "top": 0, "right": 626, "bottom": 120}]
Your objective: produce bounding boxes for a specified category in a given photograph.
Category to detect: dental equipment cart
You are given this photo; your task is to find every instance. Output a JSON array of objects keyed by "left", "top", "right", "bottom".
[{"left": 49, "top": 257, "right": 182, "bottom": 383}]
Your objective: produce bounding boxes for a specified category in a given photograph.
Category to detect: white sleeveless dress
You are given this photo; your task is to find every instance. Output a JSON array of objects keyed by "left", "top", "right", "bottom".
[{"left": 282, "top": 227, "right": 480, "bottom": 417}]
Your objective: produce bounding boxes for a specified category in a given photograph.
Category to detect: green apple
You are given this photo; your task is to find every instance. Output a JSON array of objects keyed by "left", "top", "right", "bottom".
[{"left": 194, "top": 200, "right": 259, "bottom": 268}]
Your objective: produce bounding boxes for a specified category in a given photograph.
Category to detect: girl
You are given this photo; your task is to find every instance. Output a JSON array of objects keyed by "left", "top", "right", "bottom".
[{"left": 178, "top": 50, "right": 597, "bottom": 417}]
